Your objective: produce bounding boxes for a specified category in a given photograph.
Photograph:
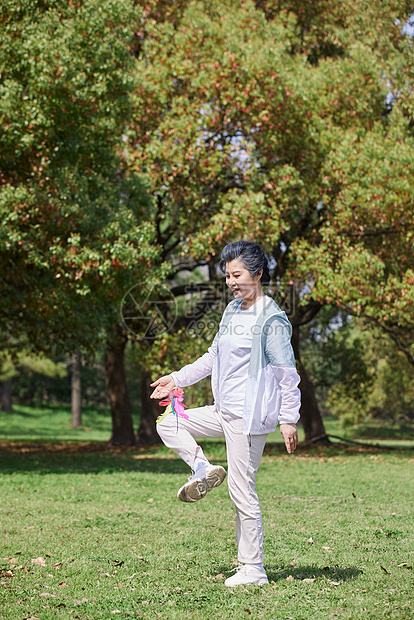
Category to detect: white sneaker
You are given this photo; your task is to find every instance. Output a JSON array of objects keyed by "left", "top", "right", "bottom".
[
  {"left": 224, "top": 565, "right": 268, "bottom": 587},
  {"left": 199, "top": 464, "right": 226, "bottom": 492},
  {"left": 177, "top": 464, "right": 226, "bottom": 503},
  {"left": 177, "top": 472, "right": 208, "bottom": 503}
]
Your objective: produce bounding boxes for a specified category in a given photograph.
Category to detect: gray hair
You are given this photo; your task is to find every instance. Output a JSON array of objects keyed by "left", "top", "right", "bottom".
[{"left": 219, "top": 241, "right": 270, "bottom": 285}]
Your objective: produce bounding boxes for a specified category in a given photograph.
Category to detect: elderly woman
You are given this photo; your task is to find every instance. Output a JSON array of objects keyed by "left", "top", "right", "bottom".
[{"left": 150, "top": 241, "right": 300, "bottom": 587}]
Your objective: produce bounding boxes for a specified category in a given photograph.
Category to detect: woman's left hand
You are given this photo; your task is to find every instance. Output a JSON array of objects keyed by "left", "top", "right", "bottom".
[{"left": 280, "top": 423, "right": 298, "bottom": 454}]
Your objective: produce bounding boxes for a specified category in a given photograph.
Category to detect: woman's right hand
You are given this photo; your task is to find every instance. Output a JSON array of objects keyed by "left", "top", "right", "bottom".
[{"left": 150, "top": 374, "right": 175, "bottom": 399}]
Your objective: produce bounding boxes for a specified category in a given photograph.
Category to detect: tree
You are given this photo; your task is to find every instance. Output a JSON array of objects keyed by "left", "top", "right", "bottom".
[
  {"left": 1, "top": 379, "right": 12, "bottom": 413},
  {"left": 0, "top": 0, "right": 162, "bottom": 444},
  {"left": 300, "top": 311, "right": 414, "bottom": 427},
  {"left": 294, "top": 123, "right": 414, "bottom": 366},
  {"left": 71, "top": 351, "right": 82, "bottom": 428},
  {"left": 325, "top": 320, "right": 414, "bottom": 427},
  {"left": 0, "top": 348, "right": 67, "bottom": 411},
  {"left": 127, "top": 0, "right": 414, "bottom": 444}
]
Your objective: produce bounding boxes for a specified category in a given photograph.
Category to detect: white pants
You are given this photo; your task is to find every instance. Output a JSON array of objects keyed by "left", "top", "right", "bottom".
[{"left": 157, "top": 404, "right": 268, "bottom": 564}]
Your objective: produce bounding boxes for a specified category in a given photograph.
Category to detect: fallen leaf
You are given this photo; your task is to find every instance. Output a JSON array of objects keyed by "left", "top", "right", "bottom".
[
  {"left": 322, "top": 546, "right": 332, "bottom": 552},
  {"left": 286, "top": 575, "right": 294, "bottom": 582},
  {"left": 303, "top": 578, "right": 316, "bottom": 583},
  {"left": 56, "top": 603, "right": 66, "bottom": 608},
  {"left": 215, "top": 573, "right": 224, "bottom": 579},
  {"left": 329, "top": 581, "right": 341, "bottom": 586},
  {"left": 307, "top": 537, "right": 314, "bottom": 543},
  {"left": 74, "top": 597, "right": 88, "bottom": 605},
  {"left": 31, "top": 557, "right": 46, "bottom": 567},
  {"left": 147, "top": 498, "right": 154, "bottom": 503},
  {"left": 59, "top": 582, "right": 68, "bottom": 587},
  {"left": 5, "top": 570, "right": 13, "bottom": 578},
  {"left": 398, "top": 563, "right": 412, "bottom": 569},
  {"left": 53, "top": 562, "right": 63, "bottom": 569},
  {"left": 111, "top": 611, "right": 122, "bottom": 614},
  {"left": 380, "top": 565, "right": 389, "bottom": 574},
  {"left": 40, "top": 592, "right": 57, "bottom": 598}
]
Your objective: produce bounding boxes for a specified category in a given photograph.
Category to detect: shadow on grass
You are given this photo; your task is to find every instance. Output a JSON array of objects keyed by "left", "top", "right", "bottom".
[
  {"left": 266, "top": 563, "right": 362, "bottom": 583},
  {"left": 216, "top": 563, "right": 362, "bottom": 583},
  {"left": 0, "top": 438, "right": 413, "bottom": 475},
  {"left": 0, "top": 448, "right": 227, "bottom": 476},
  {"left": 353, "top": 423, "right": 414, "bottom": 440}
]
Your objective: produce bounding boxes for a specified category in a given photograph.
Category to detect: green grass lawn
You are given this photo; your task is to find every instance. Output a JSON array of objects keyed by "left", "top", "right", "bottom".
[
  {"left": 0, "top": 408, "right": 413, "bottom": 619},
  {"left": 0, "top": 404, "right": 117, "bottom": 443}
]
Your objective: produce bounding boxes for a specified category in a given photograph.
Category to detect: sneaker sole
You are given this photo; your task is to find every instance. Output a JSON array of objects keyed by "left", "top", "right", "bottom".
[
  {"left": 205, "top": 466, "right": 226, "bottom": 492},
  {"left": 177, "top": 478, "right": 208, "bottom": 503},
  {"left": 225, "top": 577, "right": 269, "bottom": 587}
]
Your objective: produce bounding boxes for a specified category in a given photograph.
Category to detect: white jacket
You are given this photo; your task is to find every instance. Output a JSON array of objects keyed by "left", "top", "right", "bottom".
[{"left": 171, "top": 297, "right": 301, "bottom": 435}]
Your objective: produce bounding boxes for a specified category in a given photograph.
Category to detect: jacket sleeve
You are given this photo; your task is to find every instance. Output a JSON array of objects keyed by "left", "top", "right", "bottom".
[
  {"left": 271, "top": 367, "right": 301, "bottom": 425},
  {"left": 264, "top": 314, "right": 301, "bottom": 425},
  {"left": 171, "top": 333, "right": 218, "bottom": 388}
]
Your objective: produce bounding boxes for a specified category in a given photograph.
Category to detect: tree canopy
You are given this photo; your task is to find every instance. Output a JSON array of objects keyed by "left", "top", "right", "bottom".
[
  {"left": 0, "top": 0, "right": 159, "bottom": 354},
  {"left": 130, "top": 0, "right": 414, "bottom": 356}
]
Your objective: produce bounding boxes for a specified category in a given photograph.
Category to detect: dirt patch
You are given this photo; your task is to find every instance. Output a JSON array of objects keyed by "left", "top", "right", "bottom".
[{"left": 0, "top": 441, "right": 161, "bottom": 455}]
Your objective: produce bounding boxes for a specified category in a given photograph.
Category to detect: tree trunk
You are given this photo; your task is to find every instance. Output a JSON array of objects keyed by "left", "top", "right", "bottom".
[
  {"left": 292, "top": 325, "right": 330, "bottom": 445},
  {"left": 71, "top": 351, "right": 82, "bottom": 428},
  {"left": 105, "top": 329, "right": 136, "bottom": 447},
  {"left": 1, "top": 379, "right": 12, "bottom": 413},
  {"left": 136, "top": 367, "right": 163, "bottom": 445}
]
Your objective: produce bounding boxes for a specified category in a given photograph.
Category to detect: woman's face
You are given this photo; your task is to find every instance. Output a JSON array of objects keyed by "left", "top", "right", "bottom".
[{"left": 225, "top": 259, "right": 262, "bottom": 301}]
